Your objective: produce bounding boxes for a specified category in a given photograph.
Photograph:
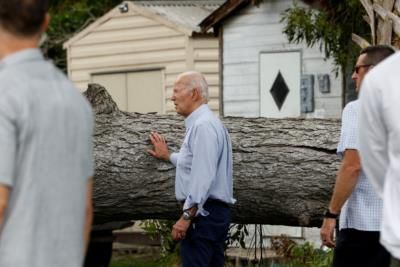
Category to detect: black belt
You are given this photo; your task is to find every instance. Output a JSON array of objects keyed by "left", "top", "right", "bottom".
[{"left": 180, "top": 198, "right": 230, "bottom": 208}]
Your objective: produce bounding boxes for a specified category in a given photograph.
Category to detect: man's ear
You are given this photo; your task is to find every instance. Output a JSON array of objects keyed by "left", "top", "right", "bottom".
[
  {"left": 41, "top": 13, "right": 50, "bottom": 32},
  {"left": 191, "top": 87, "right": 200, "bottom": 101}
]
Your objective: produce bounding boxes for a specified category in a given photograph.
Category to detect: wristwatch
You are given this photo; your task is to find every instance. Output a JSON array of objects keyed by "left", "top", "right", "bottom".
[
  {"left": 182, "top": 211, "right": 194, "bottom": 221},
  {"left": 324, "top": 209, "right": 339, "bottom": 219}
]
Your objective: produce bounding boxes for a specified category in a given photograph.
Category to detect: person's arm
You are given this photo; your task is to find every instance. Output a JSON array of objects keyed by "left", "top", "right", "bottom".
[
  {"left": 172, "top": 205, "right": 198, "bottom": 241},
  {"left": 329, "top": 150, "right": 361, "bottom": 213},
  {"left": 358, "top": 76, "right": 387, "bottom": 196},
  {"left": 320, "top": 102, "right": 360, "bottom": 248},
  {"left": 172, "top": 124, "right": 219, "bottom": 241},
  {"left": 0, "top": 185, "right": 10, "bottom": 228},
  {"left": 84, "top": 179, "right": 93, "bottom": 253},
  {"left": 182, "top": 123, "right": 219, "bottom": 213},
  {"left": 320, "top": 149, "right": 360, "bottom": 247}
]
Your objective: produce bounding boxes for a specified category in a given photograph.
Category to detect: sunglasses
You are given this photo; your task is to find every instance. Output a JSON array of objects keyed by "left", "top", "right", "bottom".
[{"left": 355, "top": 64, "right": 373, "bottom": 74}]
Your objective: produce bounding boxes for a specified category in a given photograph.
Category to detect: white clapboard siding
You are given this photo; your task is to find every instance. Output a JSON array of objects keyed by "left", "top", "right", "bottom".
[
  {"left": 70, "top": 36, "right": 186, "bottom": 59},
  {"left": 66, "top": 7, "right": 220, "bottom": 114},
  {"left": 222, "top": 0, "right": 342, "bottom": 118},
  {"left": 192, "top": 37, "right": 220, "bottom": 111},
  {"left": 70, "top": 49, "right": 186, "bottom": 71}
]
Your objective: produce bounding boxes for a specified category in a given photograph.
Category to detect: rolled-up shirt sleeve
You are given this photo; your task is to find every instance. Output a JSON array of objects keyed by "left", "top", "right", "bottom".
[
  {"left": 183, "top": 123, "right": 219, "bottom": 216},
  {"left": 337, "top": 102, "right": 358, "bottom": 156},
  {"left": 170, "top": 152, "right": 179, "bottom": 167}
]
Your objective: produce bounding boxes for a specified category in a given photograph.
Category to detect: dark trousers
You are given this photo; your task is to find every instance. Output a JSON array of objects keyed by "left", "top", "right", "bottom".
[
  {"left": 333, "top": 229, "right": 390, "bottom": 267},
  {"left": 84, "top": 230, "right": 113, "bottom": 267},
  {"left": 180, "top": 200, "right": 231, "bottom": 267}
]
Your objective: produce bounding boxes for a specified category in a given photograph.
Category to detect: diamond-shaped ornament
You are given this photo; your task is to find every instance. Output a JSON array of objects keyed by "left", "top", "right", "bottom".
[{"left": 269, "top": 71, "right": 290, "bottom": 110}]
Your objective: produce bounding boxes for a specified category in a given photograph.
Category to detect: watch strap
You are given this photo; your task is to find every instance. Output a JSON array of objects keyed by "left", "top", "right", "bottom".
[
  {"left": 182, "top": 211, "right": 194, "bottom": 221},
  {"left": 324, "top": 209, "right": 339, "bottom": 219}
]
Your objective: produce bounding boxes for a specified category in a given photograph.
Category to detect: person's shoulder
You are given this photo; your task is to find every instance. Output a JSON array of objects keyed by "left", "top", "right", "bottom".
[
  {"left": 54, "top": 68, "right": 85, "bottom": 98},
  {"left": 194, "top": 115, "right": 214, "bottom": 128},
  {"left": 0, "top": 66, "right": 20, "bottom": 93},
  {"left": 52, "top": 69, "right": 93, "bottom": 117},
  {"left": 343, "top": 100, "right": 359, "bottom": 115},
  {"left": 0, "top": 70, "right": 26, "bottom": 104},
  {"left": 197, "top": 110, "right": 223, "bottom": 126},
  {"left": 368, "top": 52, "right": 400, "bottom": 79},
  {"left": 193, "top": 112, "right": 222, "bottom": 133}
]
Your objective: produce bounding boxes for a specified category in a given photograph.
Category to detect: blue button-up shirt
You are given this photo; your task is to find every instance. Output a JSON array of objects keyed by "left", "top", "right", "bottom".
[
  {"left": 337, "top": 100, "right": 382, "bottom": 231},
  {"left": 170, "top": 104, "right": 235, "bottom": 216}
]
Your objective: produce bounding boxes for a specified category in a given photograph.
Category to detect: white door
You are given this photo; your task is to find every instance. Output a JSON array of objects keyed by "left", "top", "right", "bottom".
[
  {"left": 260, "top": 51, "right": 301, "bottom": 118},
  {"left": 92, "top": 73, "right": 127, "bottom": 111},
  {"left": 126, "top": 70, "right": 163, "bottom": 113},
  {"left": 257, "top": 51, "right": 303, "bottom": 244},
  {"left": 92, "top": 70, "right": 164, "bottom": 114}
]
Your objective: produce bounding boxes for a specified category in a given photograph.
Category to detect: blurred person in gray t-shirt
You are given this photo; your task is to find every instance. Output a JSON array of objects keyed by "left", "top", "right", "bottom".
[{"left": 0, "top": 1, "right": 94, "bottom": 266}]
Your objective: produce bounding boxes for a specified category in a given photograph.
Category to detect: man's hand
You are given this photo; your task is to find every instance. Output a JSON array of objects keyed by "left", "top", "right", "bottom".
[
  {"left": 172, "top": 218, "right": 191, "bottom": 241},
  {"left": 320, "top": 218, "right": 336, "bottom": 248},
  {"left": 148, "top": 131, "right": 170, "bottom": 161},
  {"left": 0, "top": 185, "right": 9, "bottom": 228}
]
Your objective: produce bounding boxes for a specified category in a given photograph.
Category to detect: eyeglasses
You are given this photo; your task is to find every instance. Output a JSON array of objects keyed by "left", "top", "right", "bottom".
[{"left": 354, "top": 64, "right": 373, "bottom": 74}]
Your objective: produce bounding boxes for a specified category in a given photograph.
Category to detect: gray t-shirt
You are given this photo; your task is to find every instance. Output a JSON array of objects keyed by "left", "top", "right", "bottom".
[{"left": 0, "top": 49, "right": 94, "bottom": 267}]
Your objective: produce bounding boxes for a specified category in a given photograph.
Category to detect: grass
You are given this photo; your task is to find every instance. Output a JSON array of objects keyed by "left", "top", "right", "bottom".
[{"left": 110, "top": 255, "right": 160, "bottom": 267}]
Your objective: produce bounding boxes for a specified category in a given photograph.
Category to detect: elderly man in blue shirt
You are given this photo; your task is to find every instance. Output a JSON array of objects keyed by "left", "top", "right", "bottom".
[{"left": 149, "top": 71, "right": 235, "bottom": 267}]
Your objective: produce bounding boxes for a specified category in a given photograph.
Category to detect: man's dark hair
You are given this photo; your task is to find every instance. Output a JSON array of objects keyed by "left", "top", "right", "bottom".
[
  {"left": 360, "top": 45, "right": 396, "bottom": 65},
  {"left": 0, "top": 0, "right": 49, "bottom": 37}
]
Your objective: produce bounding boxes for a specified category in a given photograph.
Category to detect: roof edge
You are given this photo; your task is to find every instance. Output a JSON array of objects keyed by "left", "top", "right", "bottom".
[
  {"left": 199, "top": 0, "right": 252, "bottom": 33},
  {"left": 63, "top": 6, "right": 119, "bottom": 49},
  {"left": 63, "top": 1, "right": 197, "bottom": 49},
  {"left": 129, "top": 2, "right": 193, "bottom": 36},
  {"left": 199, "top": 0, "right": 328, "bottom": 33}
]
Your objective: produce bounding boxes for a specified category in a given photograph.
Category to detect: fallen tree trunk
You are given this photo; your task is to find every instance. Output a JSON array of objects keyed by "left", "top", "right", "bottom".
[{"left": 85, "top": 84, "right": 341, "bottom": 228}]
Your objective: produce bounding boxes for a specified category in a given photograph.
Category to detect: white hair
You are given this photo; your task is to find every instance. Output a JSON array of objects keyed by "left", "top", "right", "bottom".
[{"left": 179, "top": 71, "right": 209, "bottom": 101}]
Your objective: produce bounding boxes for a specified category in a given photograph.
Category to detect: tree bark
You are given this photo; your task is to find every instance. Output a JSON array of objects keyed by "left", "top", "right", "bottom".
[{"left": 85, "top": 84, "right": 341, "bottom": 228}]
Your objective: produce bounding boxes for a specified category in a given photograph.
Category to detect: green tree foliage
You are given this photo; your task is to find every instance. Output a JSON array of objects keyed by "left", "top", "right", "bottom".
[
  {"left": 45, "top": 0, "right": 121, "bottom": 71},
  {"left": 281, "top": 0, "right": 370, "bottom": 73},
  {"left": 140, "top": 220, "right": 179, "bottom": 263}
]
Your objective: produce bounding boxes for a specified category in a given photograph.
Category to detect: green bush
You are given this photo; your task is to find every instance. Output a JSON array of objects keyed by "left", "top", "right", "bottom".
[
  {"left": 110, "top": 255, "right": 159, "bottom": 267},
  {"left": 286, "top": 242, "right": 333, "bottom": 267},
  {"left": 140, "top": 220, "right": 180, "bottom": 266},
  {"left": 270, "top": 236, "right": 333, "bottom": 267}
]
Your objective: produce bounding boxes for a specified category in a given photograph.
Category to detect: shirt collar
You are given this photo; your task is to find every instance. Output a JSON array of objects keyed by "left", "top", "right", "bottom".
[
  {"left": 184, "top": 104, "right": 210, "bottom": 129},
  {"left": 0, "top": 48, "right": 44, "bottom": 68}
]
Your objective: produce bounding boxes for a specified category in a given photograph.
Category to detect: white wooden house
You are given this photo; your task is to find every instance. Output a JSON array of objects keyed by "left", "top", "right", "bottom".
[
  {"left": 201, "top": 0, "right": 343, "bottom": 119},
  {"left": 63, "top": 0, "right": 224, "bottom": 114},
  {"left": 200, "top": 0, "right": 343, "bottom": 249}
]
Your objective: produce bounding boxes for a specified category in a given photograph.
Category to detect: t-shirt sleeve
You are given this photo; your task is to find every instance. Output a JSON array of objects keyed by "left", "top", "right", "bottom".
[
  {"left": 0, "top": 92, "right": 18, "bottom": 187},
  {"left": 337, "top": 103, "right": 359, "bottom": 155}
]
